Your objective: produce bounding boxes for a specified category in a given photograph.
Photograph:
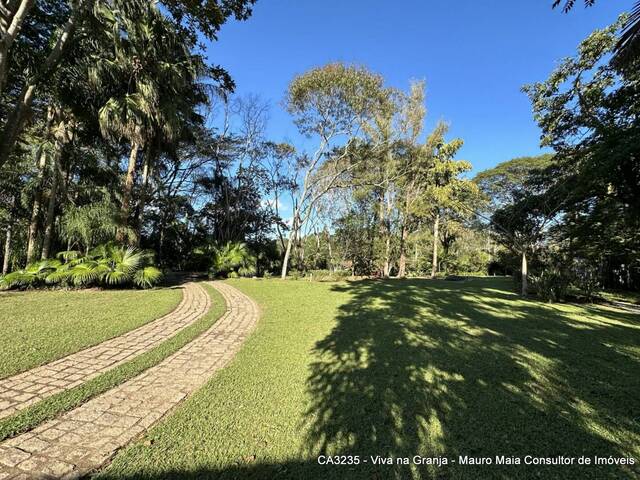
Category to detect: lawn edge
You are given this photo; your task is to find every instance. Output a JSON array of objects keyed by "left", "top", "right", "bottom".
[
  {"left": 0, "top": 286, "right": 184, "bottom": 381},
  {"left": 0, "top": 283, "right": 225, "bottom": 442}
]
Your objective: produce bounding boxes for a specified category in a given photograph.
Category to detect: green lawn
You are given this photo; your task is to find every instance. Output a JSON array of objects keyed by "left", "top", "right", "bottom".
[
  {"left": 0, "top": 284, "right": 225, "bottom": 442},
  {"left": 0, "top": 287, "right": 182, "bottom": 379},
  {"left": 99, "top": 278, "right": 640, "bottom": 480}
]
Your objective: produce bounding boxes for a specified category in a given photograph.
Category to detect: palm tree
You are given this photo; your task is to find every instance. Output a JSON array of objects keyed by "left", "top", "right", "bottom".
[
  {"left": 90, "top": 0, "right": 209, "bottom": 243},
  {"left": 211, "top": 242, "right": 257, "bottom": 278},
  {"left": 553, "top": 0, "right": 640, "bottom": 64},
  {"left": 1, "top": 243, "right": 162, "bottom": 289}
]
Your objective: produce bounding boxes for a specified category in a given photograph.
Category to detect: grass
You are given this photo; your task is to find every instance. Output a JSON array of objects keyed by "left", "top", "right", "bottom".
[
  {"left": 599, "top": 289, "right": 640, "bottom": 305},
  {"left": 0, "top": 284, "right": 226, "bottom": 442},
  {"left": 0, "top": 287, "right": 182, "bottom": 379},
  {"left": 98, "top": 278, "right": 640, "bottom": 480}
]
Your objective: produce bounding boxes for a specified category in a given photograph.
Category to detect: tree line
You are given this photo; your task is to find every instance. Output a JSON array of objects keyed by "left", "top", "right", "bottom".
[{"left": 0, "top": 1, "right": 638, "bottom": 299}]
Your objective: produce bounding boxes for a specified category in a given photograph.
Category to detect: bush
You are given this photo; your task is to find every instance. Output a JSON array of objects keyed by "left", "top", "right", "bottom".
[
  {"left": 210, "top": 242, "right": 257, "bottom": 279},
  {"left": 531, "top": 267, "right": 572, "bottom": 302},
  {"left": 0, "top": 243, "right": 162, "bottom": 290},
  {"left": 306, "top": 269, "right": 351, "bottom": 282}
]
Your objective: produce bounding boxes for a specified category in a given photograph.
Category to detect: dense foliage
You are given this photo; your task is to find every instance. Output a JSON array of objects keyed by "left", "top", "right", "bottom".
[
  {"left": 0, "top": 243, "right": 162, "bottom": 289},
  {"left": 0, "top": 1, "right": 637, "bottom": 302}
]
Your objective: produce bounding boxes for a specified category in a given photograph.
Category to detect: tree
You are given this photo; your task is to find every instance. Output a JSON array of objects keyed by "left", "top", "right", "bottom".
[
  {"left": 0, "top": 0, "right": 254, "bottom": 170},
  {"left": 522, "top": 17, "right": 640, "bottom": 291},
  {"left": 280, "top": 63, "right": 390, "bottom": 278},
  {"left": 90, "top": 0, "right": 210, "bottom": 243},
  {"left": 475, "top": 155, "right": 561, "bottom": 296}
]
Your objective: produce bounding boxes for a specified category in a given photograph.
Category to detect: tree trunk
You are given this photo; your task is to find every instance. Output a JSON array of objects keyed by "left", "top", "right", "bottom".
[
  {"left": 117, "top": 142, "right": 139, "bottom": 244},
  {"left": 281, "top": 235, "right": 293, "bottom": 279},
  {"left": 281, "top": 214, "right": 299, "bottom": 279},
  {"left": 135, "top": 151, "right": 152, "bottom": 244},
  {"left": 41, "top": 153, "right": 60, "bottom": 259},
  {"left": 431, "top": 213, "right": 440, "bottom": 279},
  {"left": 2, "top": 194, "right": 16, "bottom": 274},
  {"left": 2, "top": 222, "right": 12, "bottom": 275},
  {"left": 398, "top": 222, "right": 408, "bottom": 278},
  {"left": 383, "top": 234, "right": 392, "bottom": 277},
  {"left": 25, "top": 144, "right": 48, "bottom": 264},
  {"left": 521, "top": 249, "right": 528, "bottom": 297},
  {"left": 0, "top": 0, "right": 37, "bottom": 96}
]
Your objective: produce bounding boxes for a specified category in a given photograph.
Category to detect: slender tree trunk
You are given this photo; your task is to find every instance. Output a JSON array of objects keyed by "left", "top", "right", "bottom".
[
  {"left": 0, "top": 0, "right": 37, "bottom": 96},
  {"left": 2, "top": 222, "right": 12, "bottom": 275},
  {"left": 281, "top": 215, "right": 298, "bottom": 279},
  {"left": 382, "top": 186, "right": 393, "bottom": 277},
  {"left": 521, "top": 249, "right": 528, "bottom": 297},
  {"left": 431, "top": 213, "right": 440, "bottom": 279},
  {"left": 135, "top": 151, "right": 152, "bottom": 244},
  {"left": 117, "top": 142, "right": 139, "bottom": 244},
  {"left": 25, "top": 144, "right": 48, "bottom": 264},
  {"left": 383, "top": 235, "right": 392, "bottom": 277},
  {"left": 398, "top": 222, "right": 408, "bottom": 278},
  {"left": 281, "top": 236, "right": 294, "bottom": 279},
  {"left": 2, "top": 195, "right": 16, "bottom": 274},
  {"left": 41, "top": 153, "right": 60, "bottom": 259},
  {"left": 326, "top": 230, "right": 333, "bottom": 272}
]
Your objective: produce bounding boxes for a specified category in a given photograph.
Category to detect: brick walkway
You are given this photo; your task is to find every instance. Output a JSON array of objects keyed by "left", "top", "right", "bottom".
[
  {"left": 0, "top": 282, "right": 210, "bottom": 421},
  {"left": 0, "top": 282, "right": 259, "bottom": 480}
]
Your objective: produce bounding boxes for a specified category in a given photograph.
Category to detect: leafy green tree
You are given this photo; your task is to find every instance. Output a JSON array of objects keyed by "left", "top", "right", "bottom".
[
  {"left": 524, "top": 17, "right": 640, "bottom": 291},
  {"left": 281, "top": 63, "right": 390, "bottom": 278},
  {"left": 474, "top": 154, "right": 556, "bottom": 295}
]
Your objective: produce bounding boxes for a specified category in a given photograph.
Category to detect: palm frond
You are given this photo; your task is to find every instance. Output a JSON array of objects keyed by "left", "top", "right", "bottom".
[{"left": 133, "top": 266, "right": 163, "bottom": 288}]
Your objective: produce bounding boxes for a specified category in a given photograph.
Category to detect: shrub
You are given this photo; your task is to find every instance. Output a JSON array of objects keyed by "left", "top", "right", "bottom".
[
  {"left": 306, "top": 269, "right": 351, "bottom": 282},
  {"left": 210, "top": 242, "right": 257, "bottom": 279},
  {"left": 0, "top": 243, "right": 162, "bottom": 290},
  {"left": 572, "top": 259, "right": 600, "bottom": 302},
  {"left": 531, "top": 267, "right": 572, "bottom": 302}
]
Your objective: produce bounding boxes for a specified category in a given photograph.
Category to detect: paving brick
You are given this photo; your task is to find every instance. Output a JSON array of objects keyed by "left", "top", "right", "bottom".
[
  {"left": 0, "top": 283, "right": 210, "bottom": 421},
  {"left": 0, "top": 282, "right": 258, "bottom": 479}
]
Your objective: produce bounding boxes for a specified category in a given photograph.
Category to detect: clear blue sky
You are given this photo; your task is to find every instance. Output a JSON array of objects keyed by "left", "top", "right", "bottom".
[{"left": 204, "top": 0, "right": 627, "bottom": 175}]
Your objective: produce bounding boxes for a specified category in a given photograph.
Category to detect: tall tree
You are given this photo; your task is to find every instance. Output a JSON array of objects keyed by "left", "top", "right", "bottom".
[{"left": 280, "top": 63, "right": 389, "bottom": 278}]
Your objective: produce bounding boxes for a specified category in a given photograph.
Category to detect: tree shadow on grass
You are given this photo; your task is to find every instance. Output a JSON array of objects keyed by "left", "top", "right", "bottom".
[
  {"left": 97, "top": 278, "right": 640, "bottom": 480},
  {"left": 299, "top": 277, "right": 640, "bottom": 479}
]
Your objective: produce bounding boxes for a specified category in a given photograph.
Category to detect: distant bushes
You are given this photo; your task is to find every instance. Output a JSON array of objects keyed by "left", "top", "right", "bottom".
[
  {"left": 527, "top": 254, "right": 602, "bottom": 303},
  {"left": 0, "top": 243, "right": 162, "bottom": 290},
  {"left": 210, "top": 242, "right": 257, "bottom": 279}
]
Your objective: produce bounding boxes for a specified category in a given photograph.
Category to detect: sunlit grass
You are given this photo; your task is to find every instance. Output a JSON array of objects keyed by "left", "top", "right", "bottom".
[
  {"left": 99, "top": 278, "right": 640, "bottom": 480},
  {"left": 0, "top": 287, "right": 182, "bottom": 379}
]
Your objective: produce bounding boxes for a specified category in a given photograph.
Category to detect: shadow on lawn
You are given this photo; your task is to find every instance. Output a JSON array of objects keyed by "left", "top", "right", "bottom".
[
  {"left": 299, "top": 278, "right": 640, "bottom": 479},
  {"left": 98, "top": 278, "right": 640, "bottom": 480}
]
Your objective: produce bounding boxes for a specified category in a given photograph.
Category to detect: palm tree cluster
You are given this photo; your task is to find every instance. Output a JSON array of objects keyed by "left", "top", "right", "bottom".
[
  {"left": 0, "top": 0, "right": 258, "bottom": 280},
  {"left": 211, "top": 242, "right": 257, "bottom": 278},
  {"left": 0, "top": 243, "right": 162, "bottom": 289}
]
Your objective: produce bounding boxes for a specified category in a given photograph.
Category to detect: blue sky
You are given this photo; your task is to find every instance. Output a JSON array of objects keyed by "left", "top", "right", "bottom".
[{"left": 204, "top": 0, "right": 626, "bottom": 175}]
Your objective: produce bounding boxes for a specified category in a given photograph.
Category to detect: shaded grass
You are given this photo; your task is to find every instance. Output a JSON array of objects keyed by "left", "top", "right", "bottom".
[
  {"left": 0, "top": 288, "right": 182, "bottom": 379},
  {"left": 600, "top": 289, "right": 640, "bottom": 305},
  {"left": 0, "top": 284, "right": 225, "bottom": 442},
  {"left": 98, "top": 278, "right": 640, "bottom": 480}
]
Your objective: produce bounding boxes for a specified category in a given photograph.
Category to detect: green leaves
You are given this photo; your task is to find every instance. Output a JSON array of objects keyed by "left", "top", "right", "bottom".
[
  {"left": 211, "top": 242, "right": 256, "bottom": 278},
  {"left": 286, "top": 63, "right": 388, "bottom": 137},
  {"left": 0, "top": 243, "right": 162, "bottom": 290}
]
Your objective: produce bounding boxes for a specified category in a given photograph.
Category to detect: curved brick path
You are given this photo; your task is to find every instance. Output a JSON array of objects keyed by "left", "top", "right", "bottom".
[
  {"left": 0, "top": 282, "right": 210, "bottom": 421},
  {"left": 0, "top": 282, "right": 259, "bottom": 480}
]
